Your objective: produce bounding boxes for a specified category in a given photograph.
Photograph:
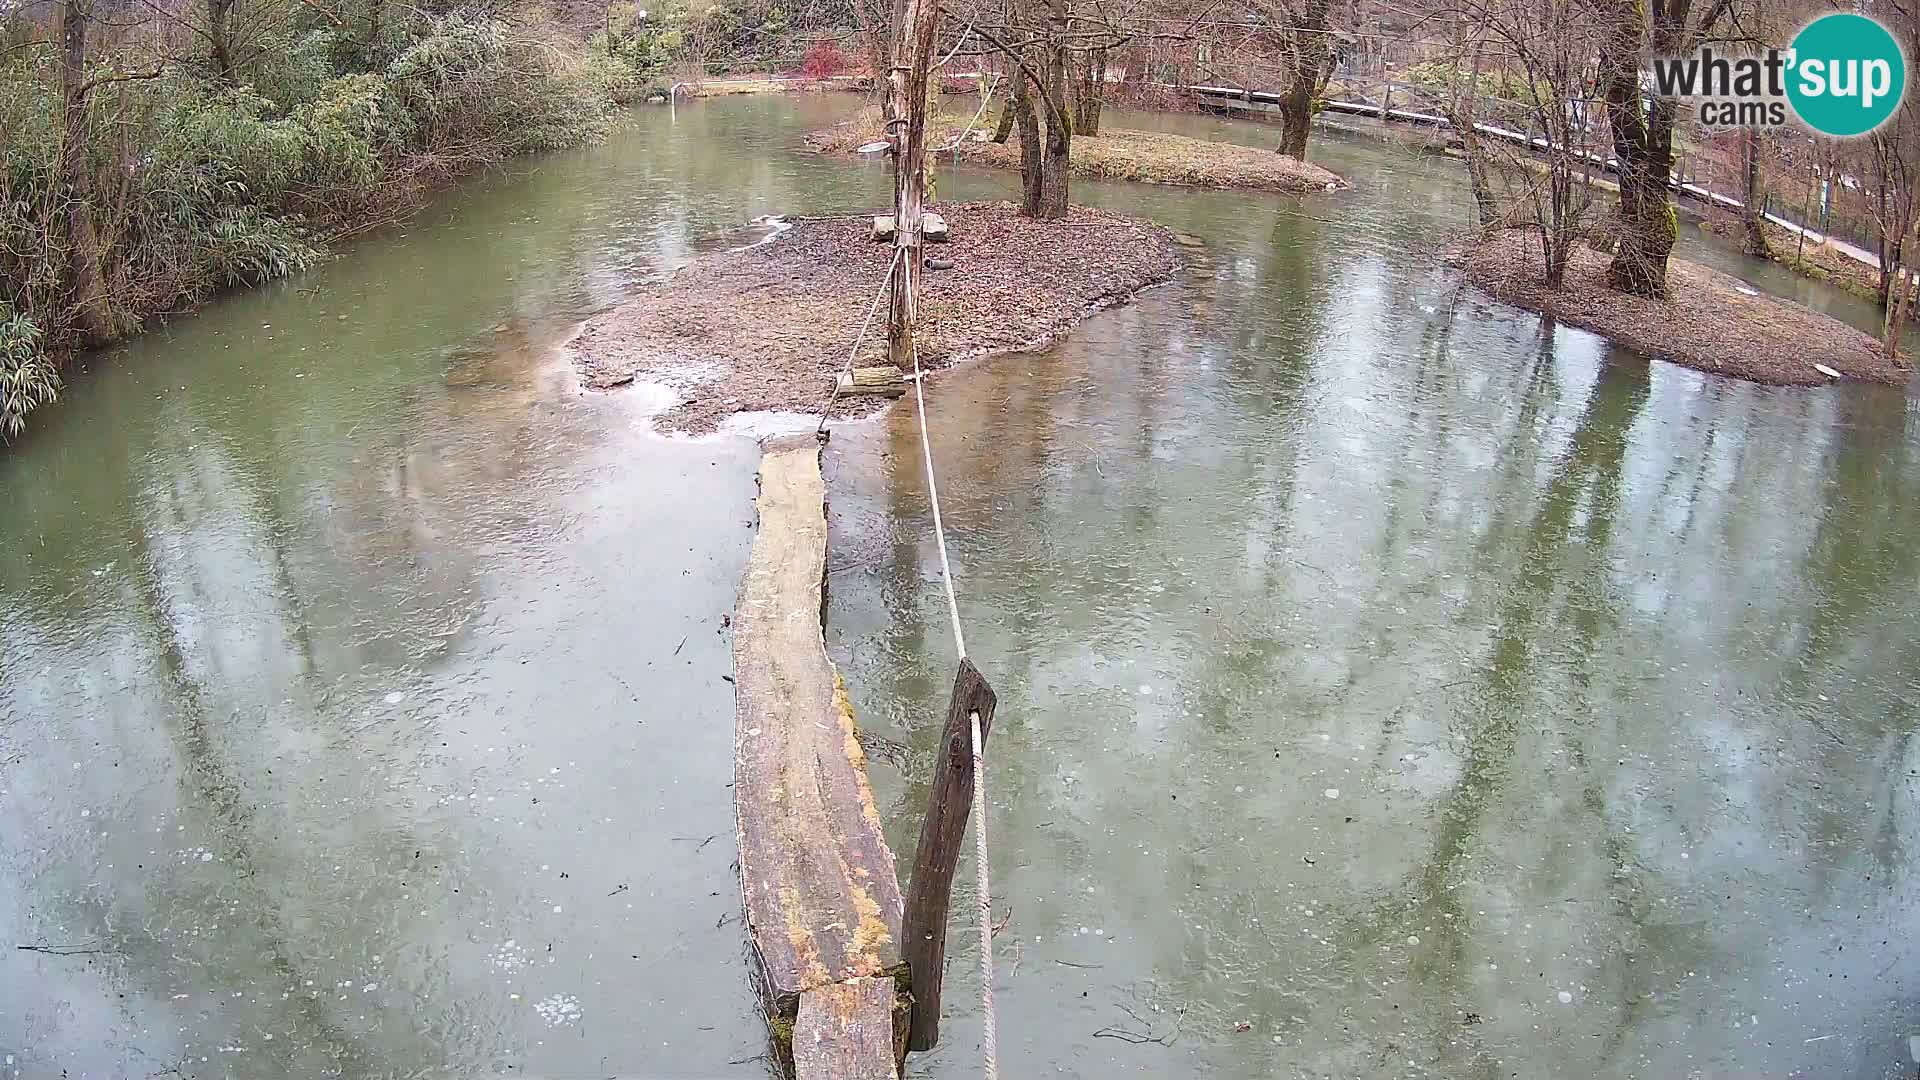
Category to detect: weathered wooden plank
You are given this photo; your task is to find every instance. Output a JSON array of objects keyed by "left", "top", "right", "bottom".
[
  {"left": 900, "top": 657, "right": 997, "bottom": 1051},
  {"left": 734, "top": 434, "right": 905, "bottom": 1030},
  {"left": 836, "top": 366, "right": 909, "bottom": 398},
  {"left": 793, "top": 977, "right": 903, "bottom": 1080}
]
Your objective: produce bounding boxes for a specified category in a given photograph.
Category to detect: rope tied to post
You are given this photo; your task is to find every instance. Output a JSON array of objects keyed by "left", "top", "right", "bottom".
[
  {"left": 815, "top": 125, "right": 998, "bottom": 1078},
  {"left": 907, "top": 330, "right": 997, "bottom": 1079}
]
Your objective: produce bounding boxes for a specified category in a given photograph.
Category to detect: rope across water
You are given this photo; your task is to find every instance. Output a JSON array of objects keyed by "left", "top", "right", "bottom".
[{"left": 820, "top": 223, "right": 997, "bottom": 1080}]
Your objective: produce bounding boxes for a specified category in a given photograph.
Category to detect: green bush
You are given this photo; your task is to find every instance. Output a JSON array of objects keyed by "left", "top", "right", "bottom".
[
  {"left": 0, "top": 8, "right": 630, "bottom": 442},
  {"left": 386, "top": 18, "right": 613, "bottom": 156},
  {"left": 290, "top": 73, "right": 414, "bottom": 203},
  {"left": 601, "top": 4, "right": 679, "bottom": 76},
  {"left": 0, "top": 307, "right": 58, "bottom": 441},
  {"left": 1405, "top": 60, "right": 1550, "bottom": 109}
]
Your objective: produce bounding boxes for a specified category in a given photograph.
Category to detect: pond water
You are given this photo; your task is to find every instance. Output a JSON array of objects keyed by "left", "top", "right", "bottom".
[
  {"left": 824, "top": 119, "right": 1920, "bottom": 1079},
  {"left": 0, "top": 93, "right": 1914, "bottom": 1080}
]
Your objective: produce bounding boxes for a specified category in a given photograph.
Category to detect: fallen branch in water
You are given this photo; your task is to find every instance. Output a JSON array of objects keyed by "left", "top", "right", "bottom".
[
  {"left": 1093, "top": 1003, "right": 1184, "bottom": 1046},
  {"left": 17, "top": 941, "right": 114, "bottom": 956}
]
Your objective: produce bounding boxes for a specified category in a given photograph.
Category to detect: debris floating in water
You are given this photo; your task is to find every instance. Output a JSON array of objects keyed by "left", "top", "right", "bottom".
[
  {"left": 1324, "top": 788, "right": 1339, "bottom": 799},
  {"left": 383, "top": 691, "right": 405, "bottom": 704},
  {"left": 1557, "top": 990, "right": 1574, "bottom": 1004}
]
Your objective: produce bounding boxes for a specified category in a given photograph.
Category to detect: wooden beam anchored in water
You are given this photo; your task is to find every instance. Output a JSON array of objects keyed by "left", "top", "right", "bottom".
[
  {"left": 794, "top": 977, "right": 905, "bottom": 1080},
  {"left": 900, "top": 658, "right": 997, "bottom": 1051},
  {"left": 733, "top": 434, "right": 907, "bottom": 1078}
]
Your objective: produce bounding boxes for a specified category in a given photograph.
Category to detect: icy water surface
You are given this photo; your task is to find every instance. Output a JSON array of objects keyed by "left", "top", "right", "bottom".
[
  {"left": 2, "top": 91, "right": 1915, "bottom": 1080},
  {"left": 0, "top": 94, "right": 883, "bottom": 1080},
  {"left": 826, "top": 119, "right": 1920, "bottom": 1080}
]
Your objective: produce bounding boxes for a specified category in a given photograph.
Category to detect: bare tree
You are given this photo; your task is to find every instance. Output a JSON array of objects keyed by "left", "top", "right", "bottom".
[
  {"left": 1447, "top": 0, "right": 1605, "bottom": 286},
  {"left": 1865, "top": 0, "right": 1920, "bottom": 356},
  {"left": 1266, "top": 0, "right": 1336, "bottom": 159},
  {"left": 59, "top": 0, "right": 114, "bottom": 345},
  {"left": 1591, "top": 0, "right": 1738, "bottom": 298},
  {"left": 1068, "top": 41, "right": 1106, "bottom": 134},
  {"left": 1734, "top": 129, "right": 1771, "bottom": 256}
]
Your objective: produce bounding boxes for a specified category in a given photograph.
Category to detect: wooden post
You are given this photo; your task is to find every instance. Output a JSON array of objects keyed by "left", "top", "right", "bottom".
[
  {"left": 900, "top": 658, "right": 997, "bottom": 1052},
  {"left": 884, "top": 0, "right": 938, "bottom": 368}
]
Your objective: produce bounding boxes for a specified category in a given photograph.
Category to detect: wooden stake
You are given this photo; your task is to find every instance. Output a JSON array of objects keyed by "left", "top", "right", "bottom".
[{"left": 900, "top": 657, "right": 997, "bottom": 1052}]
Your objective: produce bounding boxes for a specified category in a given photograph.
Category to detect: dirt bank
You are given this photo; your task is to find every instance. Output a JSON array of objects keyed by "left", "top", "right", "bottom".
[
  {"left": 570, "top": 201, "right": 1181, "bottom": 432},
  {"left": 807, "top": 106, "right": 1344, "bottom": 193},
  {"left": 1459, "top": 229, "right": 1909, "bottom": 386}
]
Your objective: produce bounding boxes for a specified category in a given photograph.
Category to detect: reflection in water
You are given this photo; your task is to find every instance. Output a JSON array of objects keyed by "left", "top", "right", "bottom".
[
  {"left": 825, "top": 132, "right": 1920, "bottom": 1080},
  {"left": 2, "top": 93, "right": 1916, "bottom": 1080},
  {"left": 0, "top": 95, "right": 898, "bottom": 1079}
]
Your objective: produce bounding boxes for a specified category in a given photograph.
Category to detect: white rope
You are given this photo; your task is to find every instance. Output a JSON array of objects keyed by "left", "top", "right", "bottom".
[
  {"left": 908, "top": 322, "right": 994, "bottom": 1079},
  {"left": 939, "top": 74, "right": 1002, "bottom": 161},
  {"left": 826, "top": 212, "right": 990, "bottom": 1077},
  {"left": 907, "top": 333, "right": 967, "bottom": 662},
  {"left": 970, "top": 705, "right": 997, "bottom": 1080},
  {"left": 818, "top": 248, "right": 905, "bottom": 434}
]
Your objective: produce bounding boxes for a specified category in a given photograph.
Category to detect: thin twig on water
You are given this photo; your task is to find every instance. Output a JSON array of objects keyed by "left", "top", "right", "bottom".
[{"left": 17, "top": 942, "right": 113, "bottom": 956}]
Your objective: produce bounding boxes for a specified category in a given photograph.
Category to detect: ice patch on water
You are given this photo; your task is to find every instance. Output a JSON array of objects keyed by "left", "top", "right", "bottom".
[
  {"left": 534, "top": 993, "right": 582, "bottom": 1027},
  {"left": 487, "top": 939, "right": 530, "bottom": 973}
]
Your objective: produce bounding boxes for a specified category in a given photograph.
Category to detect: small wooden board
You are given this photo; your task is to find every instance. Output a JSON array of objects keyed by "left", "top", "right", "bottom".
[
  {"left": 734, "top": 434, "right": 905, "bottom": 1022},
  {"left": 836, "top": 366, "right": 908, "bottom": 398},
  {"left": 793, "top": 978, "right": 903, "bottom": 1080}
]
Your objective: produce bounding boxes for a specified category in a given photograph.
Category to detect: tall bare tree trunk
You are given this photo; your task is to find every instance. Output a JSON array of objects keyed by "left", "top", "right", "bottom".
[
  {"left": 1461, "top": 134, "right": 1500, "bottom": 227},
  {"left": 1595, "top": 0, "right": 1675, "bottom": 298},
  {"left": 1071, "top": 46, "right": 1105, "bottom": 136},
  {"left": 1885, "top": 260, "right": 1911, "bottom": 358},
  {"left": 59, "top": 0, "right": 115, "bottom": 347},
  {"left": 1035, "top": 0, "right": 1071, "bottom": 218},
  {"left": 1276, "top": 0, "right": 1332, "bottom": 160},
  {"left": 991, "top": 77, "right": 1016, "bottom": 142},
  {"left": 207, "top": 0, "right": 236, "bottom": 80},
  {"left": 1740, "top": 128, "right": 1768, "bottom": 257},
  {"left": 1010, "top": 0, "right": 1070, "bottom": 219},
  {"left": 884, "top": 0, "right": 937, "bottom": 367},
  {"left": 1013, "top": 62, "right": 1043, "bottom": 211}
]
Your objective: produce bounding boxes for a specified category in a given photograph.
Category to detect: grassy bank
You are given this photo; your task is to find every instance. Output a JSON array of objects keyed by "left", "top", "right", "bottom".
[
  {"left": 808, "top": 105, "right": 1345, "bottom": 193},
  {"left": 1459, "top": 229, "right": 1908, "bottom": 386},
  {"left": 0, "top": 5, "right": 662, "bottom": 440}
]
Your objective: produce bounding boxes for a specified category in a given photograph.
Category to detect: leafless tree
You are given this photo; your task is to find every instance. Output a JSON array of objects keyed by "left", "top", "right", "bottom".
[
  {"left": 1590, "top": 0, "right": 1741, "bottom": 298},
  {"left": 1445, "top": 0, "right": 1605, "bottom": 286},
  {"left": 1863, "top": 0, "right": 1920, "bottom": 355}
]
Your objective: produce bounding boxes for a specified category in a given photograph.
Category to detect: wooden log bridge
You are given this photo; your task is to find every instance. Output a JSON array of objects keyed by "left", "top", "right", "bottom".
[{"left": 733, "top": 433, "right": 908, "bottom": 1078}]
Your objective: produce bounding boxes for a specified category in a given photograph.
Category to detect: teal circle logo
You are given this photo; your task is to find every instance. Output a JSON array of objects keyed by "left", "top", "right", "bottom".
[{"left": 1787, "top": 13, "right": 1906, "bottom": 137}]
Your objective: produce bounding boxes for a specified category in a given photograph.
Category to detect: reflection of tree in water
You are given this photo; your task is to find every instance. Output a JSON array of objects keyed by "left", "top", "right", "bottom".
[
  {"left": 1773, "top": 387, "right": 1920, "bottom": 884},
  {"left": 1396, "top": 355, "right": 1660, "bottom": 1056},
  {"left": 12, "top": 428, "right": 496, "bottom": 1077},
  {"left": 124, "top": 499, "right": 382, "bottom": 1079},
  {"left": 1228, "top": 351, "right": 1671, "bottom": 1076}
]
